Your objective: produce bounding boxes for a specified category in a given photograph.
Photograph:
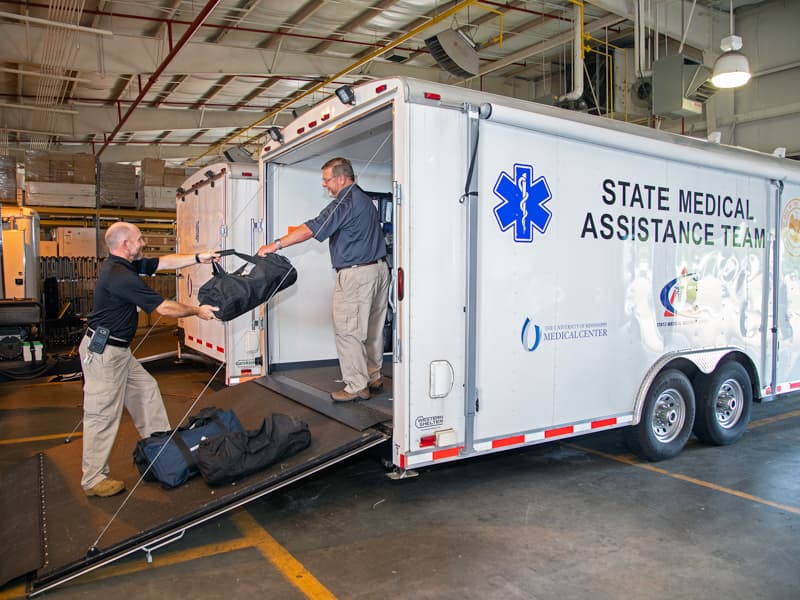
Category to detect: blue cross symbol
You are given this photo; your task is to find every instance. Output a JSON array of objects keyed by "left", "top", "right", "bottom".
[{"left": 492, "top": 163, "right": 552, "bottom": 243}]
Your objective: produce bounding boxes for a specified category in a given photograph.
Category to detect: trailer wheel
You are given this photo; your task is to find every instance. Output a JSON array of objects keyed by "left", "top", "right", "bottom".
[
  {"left": 626, "top": 369, "right": 695, "bottom": 461},
  {"left": 692, "top": 362, "right": 752, "bottom": 446}
]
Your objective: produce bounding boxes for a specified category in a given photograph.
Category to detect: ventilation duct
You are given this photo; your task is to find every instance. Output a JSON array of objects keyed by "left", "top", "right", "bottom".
[
  {"left": 653, "top": 54, "right": 718, "bottom": 119},
  {"left": 425, "top": 29, "right": 479, "bottom": 78}
]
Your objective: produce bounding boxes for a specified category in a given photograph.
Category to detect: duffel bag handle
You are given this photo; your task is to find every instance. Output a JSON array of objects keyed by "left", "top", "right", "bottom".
[{"left": 211, "top": 249, "right": 261, "bottom": 276}]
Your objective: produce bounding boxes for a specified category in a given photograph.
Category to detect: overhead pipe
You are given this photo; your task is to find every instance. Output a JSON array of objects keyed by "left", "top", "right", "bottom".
[
  {"left": 96, "top": 0, "right": 223, "bottom": 158},
  {"left": 558, "top": 1, "right": 584, "bottom": 102}
]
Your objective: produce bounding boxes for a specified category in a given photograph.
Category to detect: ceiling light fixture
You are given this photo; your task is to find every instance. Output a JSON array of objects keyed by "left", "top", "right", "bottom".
[{"left": 711, "top": 0, "right": 751, "bottom": 89}]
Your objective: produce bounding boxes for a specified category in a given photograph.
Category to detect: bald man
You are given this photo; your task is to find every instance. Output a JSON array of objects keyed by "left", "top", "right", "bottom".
[{"left": 80, "top": 221, "right": 218, "bottom": 497}]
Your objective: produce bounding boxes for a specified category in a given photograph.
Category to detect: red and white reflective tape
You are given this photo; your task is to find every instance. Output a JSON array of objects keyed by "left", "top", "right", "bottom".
[
  {"left": 402, "top": 413, "right": 633, "bottom": 468},
  {"left": 762, "top": 381, "right": 800, "bottom": 395},
  {"left": 184, "top": 335, "right": 224, "bottom": 354}
]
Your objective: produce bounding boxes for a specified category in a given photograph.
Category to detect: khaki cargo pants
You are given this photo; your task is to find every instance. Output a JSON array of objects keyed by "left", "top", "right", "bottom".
[
  {"left": 332, "top": 261, "right": 390, "bottom": 393},
  {"left": 79, "top": 335, "right": 170, "bottom": 489}
]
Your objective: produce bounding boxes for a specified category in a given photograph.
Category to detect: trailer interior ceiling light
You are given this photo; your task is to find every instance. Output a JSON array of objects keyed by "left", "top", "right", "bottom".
[
  {"left": 335, "top": 85, "right": 356, "bottom": 105},
  {"left": 711, "top": 0, "right": 751, "bottom": 89},
  {"left": 267, "top": 127, "right": 284, "bottom": 144}
]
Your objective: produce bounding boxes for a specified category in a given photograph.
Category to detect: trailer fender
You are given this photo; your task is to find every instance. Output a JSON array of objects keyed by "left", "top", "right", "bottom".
[{"left": 632, "top": 347, "right": 752, "bottom": 426}]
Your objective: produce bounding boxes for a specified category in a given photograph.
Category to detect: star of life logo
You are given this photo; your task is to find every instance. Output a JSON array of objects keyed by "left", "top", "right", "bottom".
[{"left": 492, "top": 163, "right": 553, "bottom": 242}]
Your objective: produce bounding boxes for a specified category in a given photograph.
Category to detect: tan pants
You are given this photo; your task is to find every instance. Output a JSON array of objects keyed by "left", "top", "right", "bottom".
[
  {"left": 332, "top": 261, "right": 390, "bottom": 393},
  {"left": 79, "top": 335, "right": 170, "bottom": 489}
]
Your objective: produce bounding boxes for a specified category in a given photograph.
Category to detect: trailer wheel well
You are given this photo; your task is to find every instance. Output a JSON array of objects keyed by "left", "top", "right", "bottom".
[{"left": 669, "top": 352, "right": 760, "bottom": 403}]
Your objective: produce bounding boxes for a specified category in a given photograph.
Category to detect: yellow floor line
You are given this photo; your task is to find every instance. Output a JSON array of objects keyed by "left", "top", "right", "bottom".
[
  {"left": 0, "top": 432, "right": 82, "bottom": 446},
  {"left": 748, "top": 408, "right": 800, "bottom": 429},
  {"left": 232, "top": 510, "right": 337, "bottom": 600},
  {"left": 565, "top": 443, "right": 800, "bottom": 516}
]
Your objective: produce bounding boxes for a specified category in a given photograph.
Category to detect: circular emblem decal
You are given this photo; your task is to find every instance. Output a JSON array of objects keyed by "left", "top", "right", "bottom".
[{"left": 781, "top": 198, "right": 800, "bottom": 256}]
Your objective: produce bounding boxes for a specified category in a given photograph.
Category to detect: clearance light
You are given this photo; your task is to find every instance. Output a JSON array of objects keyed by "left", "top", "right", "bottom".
[
  {"left": 397, "top": 268, "right": 404, "bottom": 301},
  {"left": 321, "top": 113, "right": 330, "bottom": 121},
  {"left": 420, "top": 435, "right": 436, "bottom": 448},
  {"left": 308, "top": 120, "right": 317, "bottom": 128},
  {"left": 264, "top": 146, "right": 271, "bottom": 153},
  {"left": 297, "top": 127, "right": 305, "bottom": 134},
  {"left": 375, "top": 84, "right": 387, "bottom": 94},
  {"left": 242, "top": 172, "right": 253, "bottom": 177},
  {"left": 424, "top": 92, "right": 441, "bottom": 101}
]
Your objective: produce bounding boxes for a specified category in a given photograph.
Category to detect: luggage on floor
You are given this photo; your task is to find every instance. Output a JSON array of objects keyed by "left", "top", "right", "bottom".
[
  {"left": 133, "top": 407, "right": 244, "bottom": 488},
  {"left": 195, "top": 413, "right": 311, "bottom": 486},
  {"left": 197, "top": 250, "right": 297, "bottom": 321}
]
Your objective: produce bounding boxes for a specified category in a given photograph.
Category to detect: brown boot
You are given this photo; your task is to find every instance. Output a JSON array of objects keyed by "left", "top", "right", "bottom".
[
  {"left": 368, "top": 377, "right": 384, "bottom": 393},
  {"left": 85, "top": 478, "right": 125, "bottom": 497},
  {"left": 331, "top": 387, "right": 370, "bottom": 402}
]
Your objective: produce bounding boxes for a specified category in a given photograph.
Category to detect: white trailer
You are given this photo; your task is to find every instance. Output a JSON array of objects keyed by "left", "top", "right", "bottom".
[
  {"left": 260, "top": 77, "right": 800, "bottom": 468},
  {"left": 12, "top": 78, "right": 800, "bottom": 596},
  {"left": 175, "top": 162, "right": 264, "bottom": 385}
]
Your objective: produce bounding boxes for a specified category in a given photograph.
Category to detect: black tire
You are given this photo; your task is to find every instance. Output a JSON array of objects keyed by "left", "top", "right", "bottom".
[
  {"left": 626, "top": 369, "right": 695, "bottom": 461},
  {"left": 693, "top": 361, "right": 752, "bottom": 445}
]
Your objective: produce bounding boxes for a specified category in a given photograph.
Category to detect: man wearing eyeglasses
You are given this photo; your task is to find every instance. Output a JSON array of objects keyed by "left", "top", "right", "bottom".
[
  {"left": 258, "top": 157, "right": 389, "bottom": 402},
  {"left": 80, "top": 221, "right": 219, "bottom": 497}
]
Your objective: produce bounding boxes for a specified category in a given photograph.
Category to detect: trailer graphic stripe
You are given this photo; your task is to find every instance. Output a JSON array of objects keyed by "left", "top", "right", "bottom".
[
  {"left": 406, "top": 414, "right": 634, "bottom": 467},
  {"left": 492, "top": 434, "right": 525, "bottom": 448},
  {"left": 545, "top": 425, "right": 574, "bottom": 438}
]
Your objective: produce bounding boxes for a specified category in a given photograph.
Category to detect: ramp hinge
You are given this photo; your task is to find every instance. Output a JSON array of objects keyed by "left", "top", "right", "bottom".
[
  {"left": 393, "top": 181, "right": 401, "bottom": 206},
  {"left": 219, "top": 224, "right": 228, "bottom": 239}
]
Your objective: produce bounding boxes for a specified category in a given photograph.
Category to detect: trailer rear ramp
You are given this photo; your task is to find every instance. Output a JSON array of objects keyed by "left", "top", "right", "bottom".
[{"left": 1, "top": 373, "right": 391, "bottom": 596}]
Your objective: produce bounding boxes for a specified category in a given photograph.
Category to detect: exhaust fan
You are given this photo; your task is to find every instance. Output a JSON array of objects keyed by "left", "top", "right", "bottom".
[{"left": 425, "top": 28, "right": 479, "bottom": 78}]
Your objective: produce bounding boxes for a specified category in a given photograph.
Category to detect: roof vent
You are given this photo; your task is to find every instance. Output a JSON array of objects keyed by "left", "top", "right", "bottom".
[{"left": 424, "top": 29, "right": 479, "bottom": 78}]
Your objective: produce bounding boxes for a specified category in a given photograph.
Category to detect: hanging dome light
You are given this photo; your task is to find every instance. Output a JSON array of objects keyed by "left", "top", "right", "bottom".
[
  {"left": 711, "top": 1, "right": 751, "bottom": 89},
  {"left": 711, "top": 35, "right": 751, "bottom": 88}
]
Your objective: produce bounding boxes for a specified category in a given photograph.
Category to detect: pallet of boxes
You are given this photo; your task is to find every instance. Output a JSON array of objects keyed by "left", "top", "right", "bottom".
[
  {"left": 137, "top": 158, "right": 187, "bottom": 210},
  {"left": 24, "top": 151, "right": 96, "bottom": 207},
  {"left": 0, "top": 155, "right": 17, "bottom": 204}
]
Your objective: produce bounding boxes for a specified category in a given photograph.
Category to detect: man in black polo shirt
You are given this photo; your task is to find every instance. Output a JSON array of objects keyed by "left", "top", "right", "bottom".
[
  {"left": 257, "top": 157, "right": 389, "bottom": 402},
  {"left": 80, "top": 221, "right": 219, "bottom": 497}
]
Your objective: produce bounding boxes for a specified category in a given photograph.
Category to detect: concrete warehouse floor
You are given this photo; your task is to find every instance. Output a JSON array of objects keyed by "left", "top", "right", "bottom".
[{"left": 0, "top": 327, "right": 799, "bottom": 600}]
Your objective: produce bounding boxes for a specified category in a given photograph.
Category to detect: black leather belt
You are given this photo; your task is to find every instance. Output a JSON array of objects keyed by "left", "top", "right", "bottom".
[
  {"left": 335, "top": 258, "right": 383, "bottom": 273},
  {"left": 86, "top": 328, "right": 130, "bottom": 348}
]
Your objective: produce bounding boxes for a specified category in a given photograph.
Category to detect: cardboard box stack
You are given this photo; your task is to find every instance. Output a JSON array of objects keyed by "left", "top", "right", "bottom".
[
  {"left": 98, "top": 162, "right": 137, "bottom": 207},
  {"left": 23, "top": 151, "right": 96, "bottom": 207},
  {"left": 0, "top": 156, "right": 16, "bottom": 203},
  {"left": 137, "top": 159, "right": 184, "bottom": 210}
]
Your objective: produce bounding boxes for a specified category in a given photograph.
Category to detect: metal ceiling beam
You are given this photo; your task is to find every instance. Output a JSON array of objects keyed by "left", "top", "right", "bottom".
[
  {"left": 0, "top": 23, "right": 451, "bottom": 79},
  {"left": 96, "top": 0, "right": 224, "bottom": 157}
]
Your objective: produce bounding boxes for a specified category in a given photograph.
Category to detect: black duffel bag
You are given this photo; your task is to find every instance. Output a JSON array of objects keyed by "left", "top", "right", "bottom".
[
  {"left": 198, "top": 250, "right": 297, "bottom": 321},
  {"left": 195, "top": 413, "right": 311, "bottom": 486},
  {"left": 133, "top": 407, "right": 244, "bottom": 488}
]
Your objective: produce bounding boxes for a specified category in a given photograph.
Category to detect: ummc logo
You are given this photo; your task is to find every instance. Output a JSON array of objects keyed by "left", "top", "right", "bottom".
[{"left": 521, "top": 317, "right": 542, "bottom": 352}]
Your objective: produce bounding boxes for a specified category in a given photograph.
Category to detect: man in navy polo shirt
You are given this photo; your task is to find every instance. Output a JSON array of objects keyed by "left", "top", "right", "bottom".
[
  {"left": 80, "top": 221, "right": 219, "bottom": 497},
  {"left": 258, "top": 157, "right": 389, "bottom": 402}
]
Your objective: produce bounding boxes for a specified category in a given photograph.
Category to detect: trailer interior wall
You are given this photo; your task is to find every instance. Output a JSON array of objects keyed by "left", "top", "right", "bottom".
[{"left": 265, "top": 106, "right": 394, "bottom": 366}]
